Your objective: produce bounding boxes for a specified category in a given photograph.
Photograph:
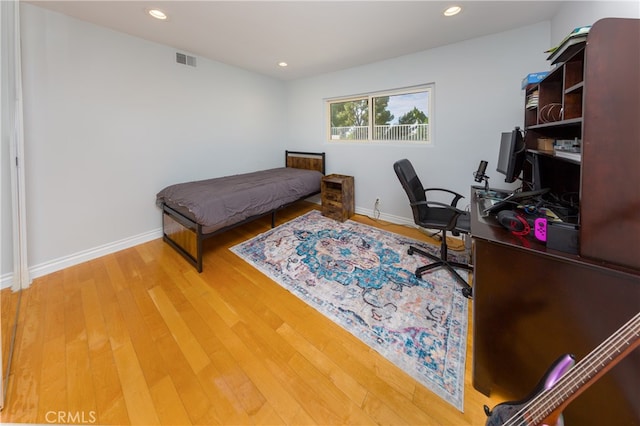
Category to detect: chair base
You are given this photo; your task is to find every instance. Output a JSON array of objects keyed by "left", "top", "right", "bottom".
[{"left": 408, "top": 245, "right": 473, "bottom": 299}]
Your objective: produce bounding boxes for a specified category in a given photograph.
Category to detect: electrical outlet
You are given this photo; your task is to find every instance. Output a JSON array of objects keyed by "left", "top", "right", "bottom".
[{"left": 373, "top": 197, "right": 382, "bottom": 219}]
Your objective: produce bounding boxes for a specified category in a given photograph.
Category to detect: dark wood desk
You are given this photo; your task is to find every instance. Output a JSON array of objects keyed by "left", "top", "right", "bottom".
[{"left": 470, "top": 187, "right": 640, "bottom": 425}]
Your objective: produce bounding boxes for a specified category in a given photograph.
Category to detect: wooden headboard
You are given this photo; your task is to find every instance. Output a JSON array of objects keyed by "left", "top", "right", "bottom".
[{"left": 285, "top": 150, "right": 326, "bottom": 174}]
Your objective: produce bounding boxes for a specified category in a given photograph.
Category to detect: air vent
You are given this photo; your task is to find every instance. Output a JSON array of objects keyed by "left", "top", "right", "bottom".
[{"left": 176, "top": 52, "right": 197, "bottom": 67}]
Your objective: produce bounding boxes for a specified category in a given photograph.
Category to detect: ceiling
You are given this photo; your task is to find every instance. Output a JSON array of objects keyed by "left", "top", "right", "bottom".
[{"left": 25, "top": 1, "right": 563, "bottom": 80}]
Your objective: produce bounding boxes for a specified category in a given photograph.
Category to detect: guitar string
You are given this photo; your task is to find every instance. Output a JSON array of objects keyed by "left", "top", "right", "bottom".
[
  {"left": 502, "top": 312, "right": 640, "bottom": 426},
  {"left": 519, "top": 313, "right": 640, "bottom": 426},
  {"left": 512, "top": 313, "right": 640, "bottom": 426},
  {"left": 505, "top": 313, "right": 640, "bottom": 426},
  {"left": 526, "top": 314, "right": 640, "bottom": 424}
]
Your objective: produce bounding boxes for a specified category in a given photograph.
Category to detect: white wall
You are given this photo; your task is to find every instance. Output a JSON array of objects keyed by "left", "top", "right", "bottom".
[
  {"left": 285, "top": 22, "right": 550, "bottom": 223},
  {"left": 550, "top": 1, "right": 640, "bottom": 46},
  {"left": 1, "top": 54, "right": 12, "bottom": 277},
  {"left": 17, "top": 3, "right": 286, "bottom": 278}
]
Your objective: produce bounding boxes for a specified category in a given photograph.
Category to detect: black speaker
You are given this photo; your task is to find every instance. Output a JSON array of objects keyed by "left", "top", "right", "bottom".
[{"left": 547, "top": 222, "right": 579, "bottom": 254}]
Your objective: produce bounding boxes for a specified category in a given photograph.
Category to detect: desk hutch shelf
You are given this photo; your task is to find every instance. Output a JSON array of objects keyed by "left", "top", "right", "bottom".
[{"left": 522, "top": 17, "right": 639, "bottom": 271}]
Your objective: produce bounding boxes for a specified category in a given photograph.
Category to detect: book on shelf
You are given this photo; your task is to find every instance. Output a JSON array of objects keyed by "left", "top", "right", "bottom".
[
  {"left": 546, "top": 25, "right": 591, "bottom": 65},
  {"left": 526, "top": 90, "right": 539, "bottom": 110}
]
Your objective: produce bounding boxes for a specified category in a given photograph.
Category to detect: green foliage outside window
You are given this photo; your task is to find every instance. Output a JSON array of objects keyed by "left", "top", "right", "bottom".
[{"left": 328, "top": 86, "right": 432, "bottom": 142}]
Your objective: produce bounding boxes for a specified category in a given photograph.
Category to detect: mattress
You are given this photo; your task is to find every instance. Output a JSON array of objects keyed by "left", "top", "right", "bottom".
[{"left": 157, "top": 167, "right": 322, "bottom": 233}]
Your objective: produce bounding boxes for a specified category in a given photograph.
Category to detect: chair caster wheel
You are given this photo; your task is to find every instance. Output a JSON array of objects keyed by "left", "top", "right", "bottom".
[{"left": 461, "top": 287, "right": 473, "bottom": 299}]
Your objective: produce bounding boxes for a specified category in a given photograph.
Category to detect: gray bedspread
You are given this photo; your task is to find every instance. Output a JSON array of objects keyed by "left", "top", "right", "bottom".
[{"left": 157, "top": 167, "right": 322, "bottom": 231}]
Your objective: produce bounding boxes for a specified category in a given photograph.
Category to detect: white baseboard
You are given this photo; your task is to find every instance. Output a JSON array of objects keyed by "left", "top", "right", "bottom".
[
  {"left": 354, "top": 206, "right": 465, "bottom": 243},
  {"left": 1, "top": 228, "right": 163, "bottom": 289},
  {"left": 0, "top": 273, "right": 13, "bottom": 289},
  {"left": 354, "top": 206, "right": 416, "bottom": 227}
]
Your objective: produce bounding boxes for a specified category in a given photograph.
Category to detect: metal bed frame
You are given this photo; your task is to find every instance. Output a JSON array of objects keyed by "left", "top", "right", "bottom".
[{"left": 160, "top": 150, "right": 325, "bottom": 272}]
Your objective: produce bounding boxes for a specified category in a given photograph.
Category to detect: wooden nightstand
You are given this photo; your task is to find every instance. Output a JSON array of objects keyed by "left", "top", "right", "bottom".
[{"left": 321, "top": 174, "right": 354, "bottom": 222}]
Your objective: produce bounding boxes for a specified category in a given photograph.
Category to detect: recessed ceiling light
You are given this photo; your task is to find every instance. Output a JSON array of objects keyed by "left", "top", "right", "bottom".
[
  {"left": 443, "top": 6, "right": 462, "bottom": 17},
  {"left": 147, "top": 9, "right": 168, "bottom": 20},
  {"left": 278, "top": 62, "right": 288, "bottom": 67}
]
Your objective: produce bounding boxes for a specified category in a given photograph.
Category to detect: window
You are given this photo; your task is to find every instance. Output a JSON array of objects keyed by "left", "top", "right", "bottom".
[{"left": 328, "top": 85, "right": 433, "bottom": 143}]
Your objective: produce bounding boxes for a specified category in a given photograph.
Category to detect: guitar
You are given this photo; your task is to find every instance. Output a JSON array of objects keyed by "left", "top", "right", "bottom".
[{"left": 484, "top": 311, "right": 640, "bottom": 426}]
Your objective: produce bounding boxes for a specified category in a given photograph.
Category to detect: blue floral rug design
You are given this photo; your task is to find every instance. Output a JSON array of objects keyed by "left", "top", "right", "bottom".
[{"left": 230, "top": 210, "right": 469, "bottom": 411}]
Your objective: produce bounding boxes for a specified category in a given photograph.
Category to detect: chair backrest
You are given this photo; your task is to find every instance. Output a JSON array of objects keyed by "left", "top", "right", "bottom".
[{"left": 393, "top": 159, "right": 427, "bottom": 225}]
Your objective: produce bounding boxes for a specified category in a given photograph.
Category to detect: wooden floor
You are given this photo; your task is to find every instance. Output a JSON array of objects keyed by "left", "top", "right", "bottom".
[{"left": 1, "top": 202, "right": 504, "bottom": 425}]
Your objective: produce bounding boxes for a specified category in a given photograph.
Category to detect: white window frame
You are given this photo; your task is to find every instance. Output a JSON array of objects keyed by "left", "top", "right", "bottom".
[{"left": 326, "top": 84, "right": 434, "bottom": 144}]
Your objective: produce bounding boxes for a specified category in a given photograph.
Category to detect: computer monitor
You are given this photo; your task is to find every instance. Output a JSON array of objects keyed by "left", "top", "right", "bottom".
[{"left": 496, "top": 127, "right": 526, "bottom": 183}]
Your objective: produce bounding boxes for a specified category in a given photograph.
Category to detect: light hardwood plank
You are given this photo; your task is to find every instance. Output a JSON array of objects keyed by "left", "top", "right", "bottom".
[
  {"left": 178, "top": 274, "right": 272, "bottom": 421},
  {"left": 362, "top": 391, "right": 432, "bottom": 425},
  {"left": 63, "top": 273, "right": 97, "bottom": 418},
  {"left": 4, "top": 277, "right": 45, "bottom": 422},
  {"left": 148, "top": 375, "right": 191, "bottom": 426},
  {"left": 37, "top": 335, "right": 67, "bottom": 424},
  {"left": 34, "top": 273, "right": 67, "bottom": 424},
  {"left": 195, "top": 363, "right": 252, "bottom": 425},
  {"left": 1, "top": 287, "right": 21, "bottom": 378},
  {"left": 148, "top": 285, "right": 211, "bottom": 375},
  {"left": 276, "top": 322, "right": 369, "bottom": 407},
  {"left": 321, "top": 337, "right": 435, "bottom": 425},
  {"left": 115, "top": 286, "right": 167, "bottom": 389},
  {"left": 287, "top": 351, "right": 377, "bottom": 425},
  {"left": 208, "top": 348, "right": 268, "bottom": 419},
  {"left": 153, "top": 332, "right": 217, "bottom": 424},
  {"left": 86, "top": 344, "right": 130, "bottom": 425},
  {"left": 206, "top": 313, "right": 315, "bottom": 424},
  {"left": 111, "top": 339, "right": 160, "bottom": 425}
]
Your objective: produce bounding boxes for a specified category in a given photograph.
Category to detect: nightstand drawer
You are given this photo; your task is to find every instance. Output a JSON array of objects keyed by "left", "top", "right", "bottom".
[
  {"left": 322, "top": 197, "right": 342, "bottom": 207},
  {"left": 322, "top": 190, "right": 342, "bottom": 203},
  {"left": 322, "top": 205, "right": 349, "bottom": 222}
]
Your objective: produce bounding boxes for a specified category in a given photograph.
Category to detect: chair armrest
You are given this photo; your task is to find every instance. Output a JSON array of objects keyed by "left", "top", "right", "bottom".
[
  {"left": 410, "top": 200, "right": 466, "bottom": 215},
  {"left": 423, "top": 187, "right": 465, "bottom": 207}
]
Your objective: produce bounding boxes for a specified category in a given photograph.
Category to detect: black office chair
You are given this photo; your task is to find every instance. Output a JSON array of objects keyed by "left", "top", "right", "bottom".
[{"left": 393, "top": 159, "right": 473, "bottom": 298}]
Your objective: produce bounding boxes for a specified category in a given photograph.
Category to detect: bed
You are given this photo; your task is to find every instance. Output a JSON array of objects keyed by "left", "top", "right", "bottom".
[{"left": 156, "top": 150, "right": 326, "bottom": 272}]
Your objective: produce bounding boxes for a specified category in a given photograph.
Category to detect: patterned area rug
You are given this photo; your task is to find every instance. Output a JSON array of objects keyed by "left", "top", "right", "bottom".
[{"left": 230, "top": 210, "right": 469, "bottom": 411}]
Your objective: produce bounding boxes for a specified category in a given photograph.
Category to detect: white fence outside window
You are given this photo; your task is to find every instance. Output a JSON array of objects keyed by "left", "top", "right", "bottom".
[{"left": 330, "top": 124, "right": 429, "bottom": 141}]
